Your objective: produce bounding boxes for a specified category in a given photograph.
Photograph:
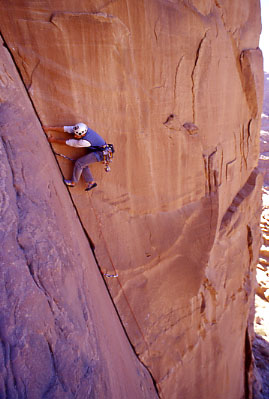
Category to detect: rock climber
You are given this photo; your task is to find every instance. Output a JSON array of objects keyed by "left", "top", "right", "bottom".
[{"left": 43, "top": 122, "right": 106, "bottom": 191}]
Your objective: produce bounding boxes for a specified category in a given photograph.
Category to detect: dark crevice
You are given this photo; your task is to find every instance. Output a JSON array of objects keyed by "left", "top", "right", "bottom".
[
  {"left": 191, "top": 30, "right": 208, "bottom": 122},
  {"left": 163, "top": 114, "right": 174, "bottom": 125},
  {"left": 247, "top": 225, "right": 253, "bottom": 264},
  {"left": 244, "top": 328, "right": 252, "bottom": 399},
  {"left": 173, "top": 56, "right": 184, "bottom": 106}
]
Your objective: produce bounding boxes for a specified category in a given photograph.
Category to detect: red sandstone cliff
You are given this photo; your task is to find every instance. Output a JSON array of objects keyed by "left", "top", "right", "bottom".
[
  {"left": 0, "top": 1, "right": 264, "bottom": 398},
  {"left": 0, "top": 37, "right": 157, "bottom": 399}
]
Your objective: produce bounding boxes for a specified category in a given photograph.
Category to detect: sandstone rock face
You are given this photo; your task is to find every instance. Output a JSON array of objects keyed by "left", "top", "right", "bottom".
[
  {"left": 0, "top": 1, "right": 263, "bottom": 398},
  {"left": 0, "top": 38, "right": 157, "bottom": 399}
]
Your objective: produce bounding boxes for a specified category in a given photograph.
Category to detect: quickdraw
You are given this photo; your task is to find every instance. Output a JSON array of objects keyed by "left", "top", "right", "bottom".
[{"left": 102, "top": 271, "right": 118, "bottom": 278}]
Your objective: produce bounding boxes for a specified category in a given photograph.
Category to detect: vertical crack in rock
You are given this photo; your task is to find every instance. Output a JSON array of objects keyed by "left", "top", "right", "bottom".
[
  {"left": 202, "top": 147, "right": 221, "bottom": 252},
  {"left": 203, "top": 147, "right": 220, "bottom": 195},
  {"left": 247, "top": 118, "right": 253, "bottom": 157},
  {"left": 153, "top": 17, "right": 160, "bottom": 42},
  {"left": 43, "top": 338, "right": 67, "bottom": 396},
  {"left": 240, "top": 125, "right": 247, "bottom": 171},
  {"left": 247, "top": 225, "right": 253, "bottom": 264},
  {"left": 173, "top": 56, "right": 184, "bottom": 108},
  {"left": 191, "top": 31, "right": 208, "bottom": 122},
  {"left": 244, "top": 327, "right": 252, "bottom": 399},
  {"left": 240, "top": 121, "right": 253, "bottom": 172},
  {"left": 243, "top": 225, "right": 253, "bottom": 299},
  {"left": 27, "top": 59, "right": 40, "bottom": 91}
]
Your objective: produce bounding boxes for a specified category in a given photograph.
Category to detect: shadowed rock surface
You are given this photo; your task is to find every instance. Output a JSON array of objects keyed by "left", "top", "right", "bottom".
[{"left": 0, "top": 1, "right": 264, "bottom": 398}]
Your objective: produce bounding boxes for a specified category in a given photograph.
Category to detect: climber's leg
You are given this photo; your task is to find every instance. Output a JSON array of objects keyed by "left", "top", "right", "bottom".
[{"left": 72, "top": 152, "right": 99, "bottom": 183}]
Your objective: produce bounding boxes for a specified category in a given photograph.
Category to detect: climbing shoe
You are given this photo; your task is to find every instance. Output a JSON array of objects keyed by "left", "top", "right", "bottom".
[
  {"left": 85, "top": 182, "right": 97, "bottom": 192},
  {"left": 64, "top": 179, "right": 76, "bottom": 187}
]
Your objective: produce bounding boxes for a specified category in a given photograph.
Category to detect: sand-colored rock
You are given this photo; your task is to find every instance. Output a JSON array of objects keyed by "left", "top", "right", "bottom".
[
  {"left": 0, "top": 1, "right": 264, "bottom": 398},
  {"left": 0, "top": 37, "right": 157, "bottom": 399}
]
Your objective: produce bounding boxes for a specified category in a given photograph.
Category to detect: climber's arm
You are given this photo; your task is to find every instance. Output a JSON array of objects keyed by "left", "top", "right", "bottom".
[
  {"left": 66, "top": 139, "right": 91, "bottom": 147},
  {"left": 47, "top": 137, "right": 91, "bottom": 146},
  {"left": 44, "top": 125, "right": 75, "bottom": 144}
]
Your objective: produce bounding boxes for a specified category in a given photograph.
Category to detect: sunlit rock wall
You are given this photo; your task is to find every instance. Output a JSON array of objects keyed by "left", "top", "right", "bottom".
[{"left": 0, "top": 1, "right": 263, "bottom": 398}]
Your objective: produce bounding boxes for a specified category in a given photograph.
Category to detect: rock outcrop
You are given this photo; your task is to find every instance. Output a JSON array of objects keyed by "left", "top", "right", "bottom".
[{"left": 0, "top": 1, "right": 264, "bottom": 398}]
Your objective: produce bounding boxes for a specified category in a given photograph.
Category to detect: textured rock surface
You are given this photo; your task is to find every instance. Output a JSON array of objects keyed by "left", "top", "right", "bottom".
[
  {"left": 0, "top": 38, "right": 157, "bottom": 399},
  {"left": 0, "top": 1, "right": 264, "bottom": 398}
]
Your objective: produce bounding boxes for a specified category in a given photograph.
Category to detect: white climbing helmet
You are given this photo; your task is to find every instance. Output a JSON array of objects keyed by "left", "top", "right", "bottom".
[{"left": 73, "top": 122, "right": 88, "bottom": 137}]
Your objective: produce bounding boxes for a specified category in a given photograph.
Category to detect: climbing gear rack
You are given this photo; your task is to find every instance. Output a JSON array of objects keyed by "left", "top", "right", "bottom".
[{"left": 102, "top": 144, "right": 114, "bottom": 172}]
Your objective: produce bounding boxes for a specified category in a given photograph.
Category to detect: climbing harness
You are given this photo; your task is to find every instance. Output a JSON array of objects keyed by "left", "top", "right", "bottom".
[{"left": 90, "top": 144, "right": 115, "bottom": 172}]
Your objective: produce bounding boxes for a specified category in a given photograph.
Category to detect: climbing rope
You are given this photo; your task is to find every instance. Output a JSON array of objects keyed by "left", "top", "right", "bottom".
[{"left": 54, "top": 152, "right": 75, "bottom": 162}]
